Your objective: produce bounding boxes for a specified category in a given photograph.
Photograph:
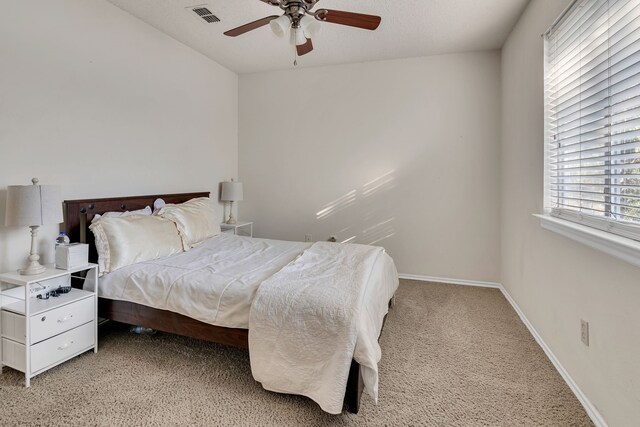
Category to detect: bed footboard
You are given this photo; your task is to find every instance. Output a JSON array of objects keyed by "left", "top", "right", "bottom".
[{"left": 345, "top": 359, "right": 365, "bottom": 413}]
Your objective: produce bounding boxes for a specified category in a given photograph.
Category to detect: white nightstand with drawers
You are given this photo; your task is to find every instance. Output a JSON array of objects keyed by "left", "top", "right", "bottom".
[{"left": 0, "top": 264, "right": 98, "bottom": 387}]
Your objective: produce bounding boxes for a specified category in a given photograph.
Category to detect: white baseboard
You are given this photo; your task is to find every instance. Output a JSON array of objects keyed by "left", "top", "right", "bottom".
[
  {"left": 397, "top": 273, "right": 501, "bottom": 289},
  {"left": 499, "top": 286, "right": 607, "bottom": 427},
  {"left": 398, "top": 274, "right": 607, "bottom": 427}
]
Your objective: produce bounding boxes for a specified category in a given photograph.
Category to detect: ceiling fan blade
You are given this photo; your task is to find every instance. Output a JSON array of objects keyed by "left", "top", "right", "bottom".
[
  {"left": 297, "top": 38, "right": 314, "bottom": 56},
  {"left": 258, "top": 0, "right": 280, "bottom": 4},
  {"left": 224, "top": 15, "right": 279, "bottom": 37},
  {"left": 317, "top": 9, "right": 381, "bottom": 31}
]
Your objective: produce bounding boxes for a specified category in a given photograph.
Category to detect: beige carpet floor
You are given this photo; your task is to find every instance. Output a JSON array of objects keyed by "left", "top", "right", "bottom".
[{"left": 0, "top": 280, "right": 592, "bottom": 426}]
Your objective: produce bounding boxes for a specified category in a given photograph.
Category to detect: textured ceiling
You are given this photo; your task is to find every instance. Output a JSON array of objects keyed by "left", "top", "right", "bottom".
[{"left": 107, "top": 0, "right": 530, "bottom": 74}]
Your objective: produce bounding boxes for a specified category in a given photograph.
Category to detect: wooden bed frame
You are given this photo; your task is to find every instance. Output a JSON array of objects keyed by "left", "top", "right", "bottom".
[{"left": 64, "top": 192, "right": 365, "bottom": 413}]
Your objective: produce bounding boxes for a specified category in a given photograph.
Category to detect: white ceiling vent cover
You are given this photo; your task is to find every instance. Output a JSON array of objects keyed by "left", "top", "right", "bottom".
[{"left": 187, "top": 5, "right": 220, "bottom": 24}]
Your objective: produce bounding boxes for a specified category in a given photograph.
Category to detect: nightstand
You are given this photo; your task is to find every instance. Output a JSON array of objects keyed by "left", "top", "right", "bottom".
[
  {"left": 220, "top": 221, "right": 253, "bottom": 237},
  {"left": 0, "top": 264, "right": 98, "bottom": 387}
]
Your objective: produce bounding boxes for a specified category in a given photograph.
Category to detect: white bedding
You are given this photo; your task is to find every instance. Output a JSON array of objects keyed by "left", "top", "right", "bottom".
[
  {"left": 97, "top": 233, "right": 399, "bottom": 412},
  {"left": 249, "top": 242, "right": 398, "bottom": 414},
  {"left": 99, "top": 233, "right": 310, "bottom": 328}
]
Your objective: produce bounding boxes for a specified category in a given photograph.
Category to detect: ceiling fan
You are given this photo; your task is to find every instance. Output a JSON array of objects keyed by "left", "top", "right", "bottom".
[{"left": 223, "top": 0, "right": 381, "bottom": 57}]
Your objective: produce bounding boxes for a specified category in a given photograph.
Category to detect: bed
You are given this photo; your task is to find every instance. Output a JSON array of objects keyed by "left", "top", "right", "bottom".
[{"left": 64, "top": 192, "right": 398, "bottom": 414}]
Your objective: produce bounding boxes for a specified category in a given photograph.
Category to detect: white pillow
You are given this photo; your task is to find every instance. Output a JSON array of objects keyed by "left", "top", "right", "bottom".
[
  {"left": 89, "top": 215, "right": 183, "bottom": 274},
  {"left": 155, "top": 197, "right": 220, "bottom": 250},
  {"left": 91, "top": 206, "right": 152, "bottom": 223}
]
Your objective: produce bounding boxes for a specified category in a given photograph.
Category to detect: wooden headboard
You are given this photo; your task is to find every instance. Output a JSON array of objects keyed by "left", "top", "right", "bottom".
[{"left": 64, "top": 192, "right": 210, "bottom": 263}]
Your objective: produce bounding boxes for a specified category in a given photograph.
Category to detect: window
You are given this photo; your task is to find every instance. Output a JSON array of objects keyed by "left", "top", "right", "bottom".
[{"left": 544, "top": 0, "right": 640, "bottom": 242}]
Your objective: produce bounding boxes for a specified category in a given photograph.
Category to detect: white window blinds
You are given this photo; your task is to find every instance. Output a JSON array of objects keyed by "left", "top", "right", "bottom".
[{"left": 545, "top": 0, "right": 640, "bottom": 241}]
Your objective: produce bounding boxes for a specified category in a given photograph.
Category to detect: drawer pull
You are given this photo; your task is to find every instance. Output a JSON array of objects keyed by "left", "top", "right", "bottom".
[
  {"left": 57, "top": 315, "right": 73, "bottom": 323},
  {"left": 57, "top": 341, "right": 74, "bottom": 351}
]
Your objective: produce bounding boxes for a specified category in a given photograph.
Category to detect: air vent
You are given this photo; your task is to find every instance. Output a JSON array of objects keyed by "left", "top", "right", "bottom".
[
  {"left": 201, "top": 14, "right": 220, "bottom": 23},
  {"left": 188, "top": 5, "right": 220, "bottom": 24}
]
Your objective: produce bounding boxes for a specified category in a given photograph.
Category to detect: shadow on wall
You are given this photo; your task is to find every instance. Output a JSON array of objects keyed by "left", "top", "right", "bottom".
[{"left": 316, "top": 170, "right": 396, "bottom": 246}]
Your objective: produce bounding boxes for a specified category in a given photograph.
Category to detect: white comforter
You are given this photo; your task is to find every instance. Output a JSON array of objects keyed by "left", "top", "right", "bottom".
[
  {"left": 98, "top": 233, "right": 399, "bottom": 413},
  {"left": 249, "top": 242, "right": 398, "bottom": 414},
  {"left": 99, "top": 233, "right": 310, "bottom": 328}
]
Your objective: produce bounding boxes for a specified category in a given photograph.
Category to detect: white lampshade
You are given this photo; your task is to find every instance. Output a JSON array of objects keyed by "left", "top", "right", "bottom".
[
  {"left": 293, "top": 28, "right": 307, "bottom": 46},
  {"left": 6, "top": 178, "right": 63, "bottom": 275},
  {"left": 270, "top": 15, "right": 291, "bottom": 38},
  {"left": 300, "top": 15, "right": 320, "bottom": 38},
  {"left": 5, "top": 181, "right": 62, "bottom": 227},
  {"left": 221, "top": 181, "right": 243, "bottom": 202}
]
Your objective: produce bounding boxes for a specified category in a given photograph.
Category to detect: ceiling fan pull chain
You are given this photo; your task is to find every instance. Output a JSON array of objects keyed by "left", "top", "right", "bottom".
[{"left": 293, "top": 47, "right": 298, "bottom": 67}]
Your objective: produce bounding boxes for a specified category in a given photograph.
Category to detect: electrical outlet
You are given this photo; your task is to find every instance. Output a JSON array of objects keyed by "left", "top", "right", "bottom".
[
  {"left": 581, "top": 319, "right": 589, "bottom": 346},
  {"left": 305, "top": 234, "right": 312, "bottom": 242}
]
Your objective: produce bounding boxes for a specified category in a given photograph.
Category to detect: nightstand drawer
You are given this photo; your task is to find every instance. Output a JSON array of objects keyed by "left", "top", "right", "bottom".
[
  {"left": 30, "top": 296, "right": 94, "bottom": 344},
  {"left": 31, "top": 321, "right": 95, "bottom": 373},
  {"left": 2, "top": 321, "right": 95, "bottom": 374}
]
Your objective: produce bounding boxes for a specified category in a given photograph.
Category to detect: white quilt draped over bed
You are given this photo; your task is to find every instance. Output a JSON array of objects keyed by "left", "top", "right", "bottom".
[{"left": 249, "top": 242, "right": 386, "bottom": 414}]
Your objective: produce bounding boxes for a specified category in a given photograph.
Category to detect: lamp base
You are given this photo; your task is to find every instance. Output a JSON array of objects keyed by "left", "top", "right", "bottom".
[
  {"left": 20, "top": 225, "right": 47, "bottom": 275},
  {"left": 18, "top": 263, "right": 47, "bottom": 276},
  {"left": 226, "top": 201, "right": 237, "bottom": 224},
  {"left": 19, "top": 262, "right": 46, "bottom": 276}
]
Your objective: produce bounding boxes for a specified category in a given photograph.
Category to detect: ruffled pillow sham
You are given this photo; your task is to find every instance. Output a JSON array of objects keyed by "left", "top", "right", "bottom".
[{"left": 89, "top": 215, "right": 183, "bottom": 275}]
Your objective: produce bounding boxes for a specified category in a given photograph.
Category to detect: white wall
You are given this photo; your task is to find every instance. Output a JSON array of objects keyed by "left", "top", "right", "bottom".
[
  {"left": 0, "top": 0, "right": 238, "bottom": 272},
  {"left": 501, "top": 1, "right": 640, "bottom": 425},
  {"left": 240, "top": 52, "right": 501, "bottom": 281}
]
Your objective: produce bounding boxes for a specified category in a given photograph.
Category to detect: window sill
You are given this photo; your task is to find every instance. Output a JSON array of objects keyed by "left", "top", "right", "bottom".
[{"left": 534, "top": 214, "right": 640, "bottom": 269}]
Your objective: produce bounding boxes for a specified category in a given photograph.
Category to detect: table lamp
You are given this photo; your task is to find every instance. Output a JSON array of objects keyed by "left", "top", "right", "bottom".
[
  {"left": 5, "top": 178, "right": 63, "bottom": 275},
  {"left": 221, "top": 179, "right": 243, "bottom": 225}
]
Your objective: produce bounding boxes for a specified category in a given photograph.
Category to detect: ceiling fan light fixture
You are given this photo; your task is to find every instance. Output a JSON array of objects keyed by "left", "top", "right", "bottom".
[
  {"left": 294, "top": 28, "right": 307, "bottom": 46},
  {"left": 270, "top": 14, "right": 291, "bottom": 38},
  {"left": 300, "top": 15, "right": 320, "bottom": 38}
]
